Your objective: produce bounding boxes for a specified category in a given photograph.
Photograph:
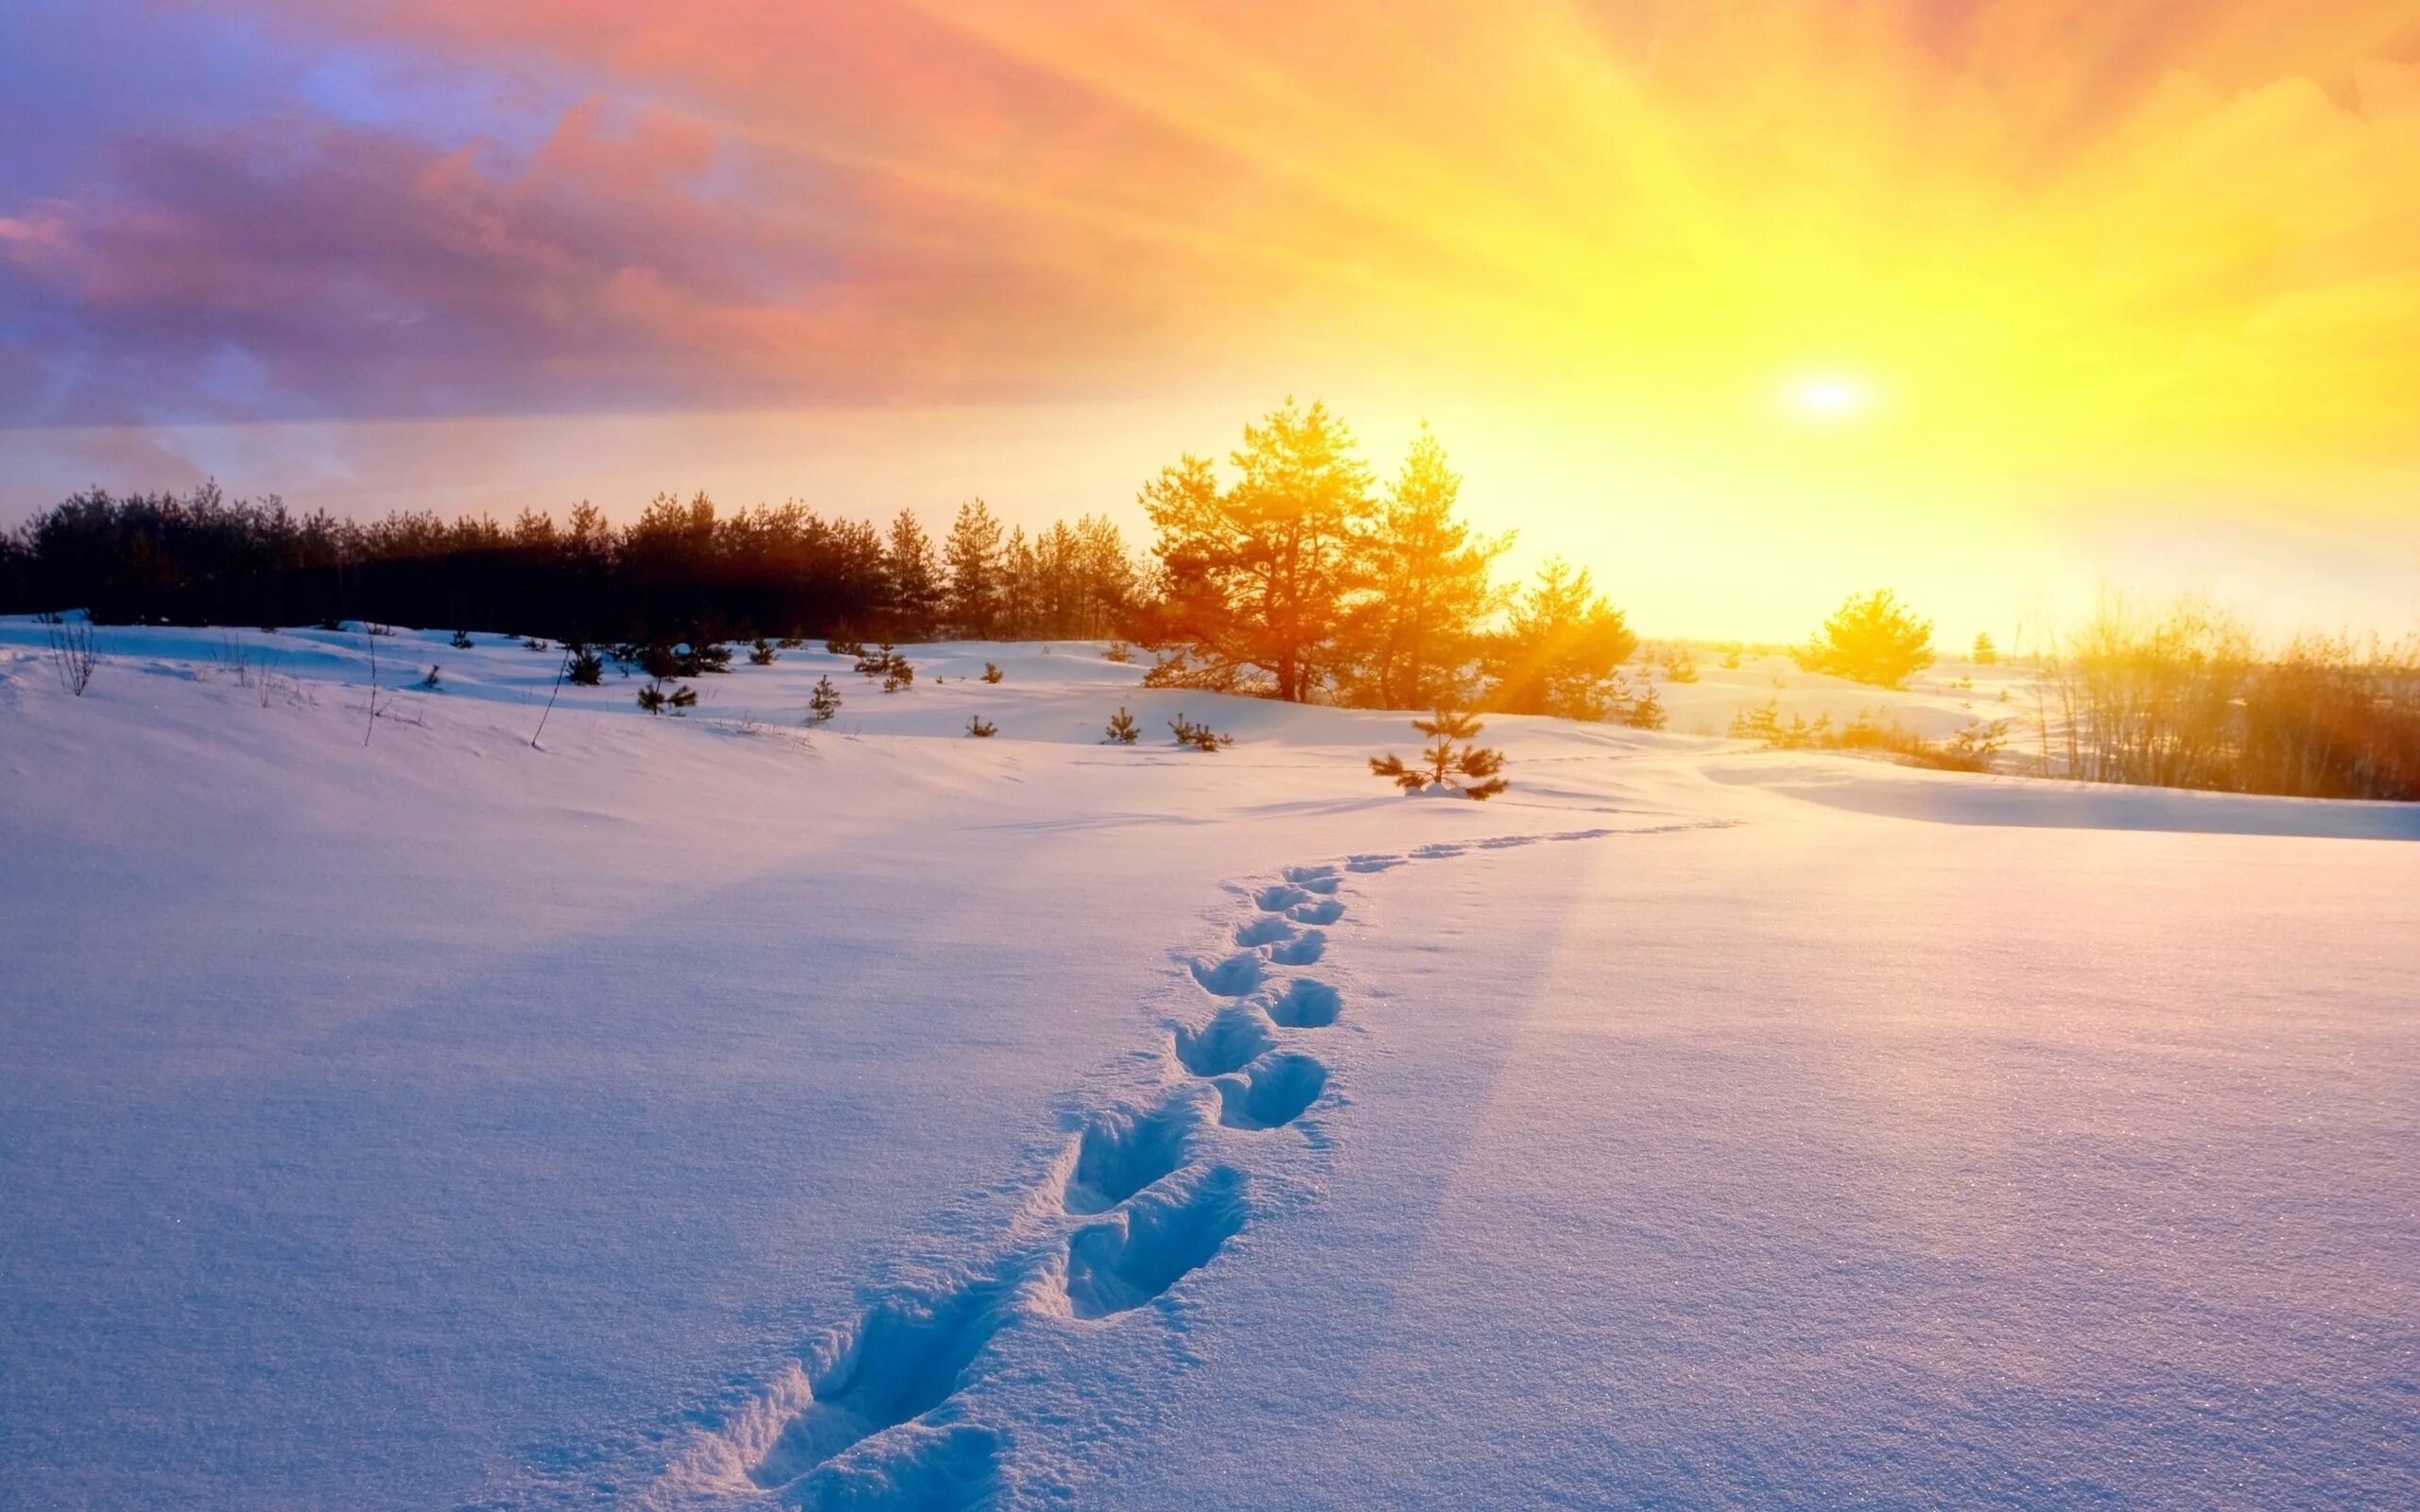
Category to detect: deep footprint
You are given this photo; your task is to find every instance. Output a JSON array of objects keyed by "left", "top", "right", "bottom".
[
  {"left": 1234, "top": 917, "right": 1296, "bottom": 949},
  {"left": 1173, "top": 1005, "right": 1278, "bottom": 1077},
  {"left": 1261, "top": 979, "right": 1341, "bottom": 1029},
  {"left": 1189, "top": 953, "right": 1265, "bottom": 997},
  {"left": 1269, "top": 930, "right": 1325, "bottom": 966},
  {"left": 1063, "top": 1166, "right": 1251, "bottom": 1319},
  {"left": 1287, "top": 898, "right": 1344, "bottom": 925},
  {"left": 1253, "top": 884, "right": 1310, "bottom": 913},
  {"left": 799, "top": 1423, "right": 1003, "bottom": 1512},
  {"left": 1216, "top": 1052, "right": 1329, "bottom": 1130},
  {"left": 1064, "top": 1093, "right": 1206, "bottom": 1215},
  {"left": 749, "top": 1280, "right": 1016, "bottom": 1488}
]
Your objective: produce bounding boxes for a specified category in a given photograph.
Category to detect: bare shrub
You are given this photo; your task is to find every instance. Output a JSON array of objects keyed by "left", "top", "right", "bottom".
[
  {"left": 2037, "top": 598, "right": 2419, "bottom": 799},
  {"left": 45, "top": 620, "right": 100, "bottom": 696}
]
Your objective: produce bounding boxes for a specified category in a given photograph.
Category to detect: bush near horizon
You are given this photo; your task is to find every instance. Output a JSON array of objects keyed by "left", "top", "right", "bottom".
[{"left": 1794, "top": 589, "right": 1935, "bottom": 690}]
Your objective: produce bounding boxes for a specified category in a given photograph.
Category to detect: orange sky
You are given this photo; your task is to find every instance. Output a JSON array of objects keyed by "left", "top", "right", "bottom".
[{"left": 3, "top": 1, "right": 2416, "bottom": 640}]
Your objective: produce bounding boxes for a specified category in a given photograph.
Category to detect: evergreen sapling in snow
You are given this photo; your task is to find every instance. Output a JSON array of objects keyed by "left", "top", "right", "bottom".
[
  {"left": 806, "top": 676, "right": 842, "bottom": 726},
  {"left": 450, "top": 629, "right": 474, "bottom": 649},
  {"left": 982, "top": 662, "right": 1004, "bottom": 684},
  {"left": 748, "top": 637, "right": 778, "bottom": 666},
  {"left": 1168, "top": 713, "right": 1234, "bottom": 751},
  {"left": 1372, "top": 707, "right": 1508, "bottom": 799},
  {"left": 1104, "top": 706, "right": 1141, "bottom": 745},
  {"left": 966, "top": 715, "right": 997, "bottom": 737},
  {"left": 567, "top": 647, "right": 604, "bottom": 685},
  {"left": 1623, "top": 679, "right": 1667, "bottom": 730},
  {"left": 638, "top": 679, "right": 699, "bottom": 715}
]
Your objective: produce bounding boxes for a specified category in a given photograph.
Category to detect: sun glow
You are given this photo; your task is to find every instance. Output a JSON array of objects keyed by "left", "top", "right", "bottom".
[{"left": 1783, "top": 375, "right": 1875, "bottom": 422}]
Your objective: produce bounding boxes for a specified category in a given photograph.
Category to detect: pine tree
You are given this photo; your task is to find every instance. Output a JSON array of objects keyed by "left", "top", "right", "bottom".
[
  {"left": 450, "top": 629, "right": 474, "bottom": 649},
  {"left": 1973, "top": 631, "right": 1999, "bottom": 666},
  {"left": 806, "top": 675, "right": 842, "bottom": 726},
  {"left": 982, "top": 661, "right": 1004, "bottom": 684},
  {"left": 881, "top": 650, "right": 914, "bottom": 693},
  {"left": 420, "top": 663, "right": 443, "bottom": 691},
  {"left": 1371, "top": 707, "right": 1508, "bottom": 799},
  {"left": 884, "top": 509, "right": 942, "bottom": 638},
  {"left": 966, "top": 715, "right": 997, "bottom": 737},
  {"left": 567, "top": 647, "right": 604, "bottom": 685},
  {"left": 1623, "top": 679, "right": 1667, "bottom": 730},
  {"left": 638, "top": 679, "right": 697, "bottom": 715},
  {"left": 748, "top": 637, "right": 778, "bottom": 666},
  {"left": 1486, "top": 558, "right": 1638, "bottom": 719},
  {"left": 1136, "top": 398, "right": 1374, "bottom": 701},
  {"left": 1168, "top": 713, "right": 1234, "bottom": 751},
  {"left": 1104, "top": 706, "right": 1140, "bottom": 744},
  {"left": 1342, "top": 424, "right": 1511, "bottom": 710},
  {"left": 942, "top": 498, "right": 1005, "bottom": 637},
  {"left": 1794, "top": 590, "right": 1935, "bottom": 689}
]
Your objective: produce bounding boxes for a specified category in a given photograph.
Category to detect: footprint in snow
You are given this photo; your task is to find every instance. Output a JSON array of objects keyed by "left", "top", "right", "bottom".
[
  {"left": 1061, "top": 1166, "right": 1250, "bottom": 1320},
  {"left": 1213, "top": 1052, "right": 1328, "bottom": 1132},
  {"left": 1189, "top": 952, "right": 1265, "bottom": 997},
  {"left": 1172, "top": 1005, "right": 1278, "bottom": 1077}
]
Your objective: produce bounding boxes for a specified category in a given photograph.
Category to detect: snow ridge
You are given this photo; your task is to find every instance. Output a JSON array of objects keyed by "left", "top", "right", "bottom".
[{"left": 653, "top": 826, "right": 1664, "bottom": 1509}]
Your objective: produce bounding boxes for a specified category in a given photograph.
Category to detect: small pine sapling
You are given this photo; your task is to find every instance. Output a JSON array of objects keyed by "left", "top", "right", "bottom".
[
  {"left": 420, "top": 663, "right": 443, "bottom": 691},
  {"left": 880, "top": 651, "right": 915, "bottom": 693},
  {"left": 681, "top": 642, "right": 733, "bottom": 676},
  {"left": 827, "top": 636, "right": 864, "bottom": 658},
  {"left": 567, "top": 648, "right": 604, "bottom": 685},
  {"left": 855, "top": 643, "right": 892, "bottom": 679},
  {"left": 636, "top": 679, "right": 699, "bottom": 715},
  {"left": 1103, "top": 640, "right": 1133, "bottom": 664},
  {"left": 778, "top": 635, "right": 804, "bottom": 650},
  {"left": 749, "top": 637, "right": 778, "bottom": 666},
  {"left": 1168, "top": 713, "right": 1234, "bottom": 752},
  {"left": 966, "top": 715, "right": 997, "bottom": 737},
  {"left": 981, "top": 662, "right": 1004, "bottom": 684},
  {"left": 1103, "top": 706, "right": 1141, "bottom": 745},
  {"left": 805, "top": 675, "right": 843, "bottom": 725},
  {"left": 1623, "top": 680, "right": 1667, "bottom": 730},
  {"left": 1371, "top": 707, "right": 1509, "bottom": 799},
  {"left": 450, "top": 629, "right": 475, "bottom": 649},
  {"left": 523, "top": 636, "right": 549, "bottom": 651}
]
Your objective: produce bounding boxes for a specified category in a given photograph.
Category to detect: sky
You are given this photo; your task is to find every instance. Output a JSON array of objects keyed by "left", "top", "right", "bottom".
[{"left": 2, "top": 0, "right": 2416, "bottom": 643}]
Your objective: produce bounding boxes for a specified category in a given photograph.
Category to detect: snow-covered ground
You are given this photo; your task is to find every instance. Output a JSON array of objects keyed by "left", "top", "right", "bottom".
[{"left": 2, "top": 622, "right": 2413, "bottom": 1510}]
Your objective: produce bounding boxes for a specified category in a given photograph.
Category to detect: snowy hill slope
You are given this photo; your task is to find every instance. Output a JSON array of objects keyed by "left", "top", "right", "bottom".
[{"left": 1, "top": 622, "right": 2413, "bottom": 1510}]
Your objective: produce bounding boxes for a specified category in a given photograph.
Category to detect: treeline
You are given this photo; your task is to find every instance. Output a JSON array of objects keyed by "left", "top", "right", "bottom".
[
  {"left": 0, "top": 486, "right": 1136, "bottom": 644},
  {"left": 0, "top": 399, "right": 1653, "bottom": 721}
]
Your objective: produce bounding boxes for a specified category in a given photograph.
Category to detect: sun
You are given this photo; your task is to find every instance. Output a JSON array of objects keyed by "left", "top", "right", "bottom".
[{"left": 1781, "top": 374, "right": 1873, "bottom": 422}]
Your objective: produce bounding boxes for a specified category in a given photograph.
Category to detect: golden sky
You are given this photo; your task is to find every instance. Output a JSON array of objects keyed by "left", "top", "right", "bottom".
[{"left": 3, "top": 1, "right": 2415, "bottom": 638}]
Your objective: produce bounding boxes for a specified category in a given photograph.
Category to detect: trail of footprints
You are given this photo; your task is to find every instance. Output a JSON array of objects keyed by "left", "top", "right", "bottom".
[
  {"left": 700, "top": 828, "right": 1652, "bottom": 1505},
  {"left": 727, "top": 861, "right": 1354, "bottom": 1503}
]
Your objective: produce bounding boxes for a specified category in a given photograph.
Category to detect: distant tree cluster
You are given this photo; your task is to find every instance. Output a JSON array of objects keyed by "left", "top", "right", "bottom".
[
  {"left": 0, "top": 485, "right": 1139, "bottom": 647},
  {"left": 1131, "top": 401, "right": 1642, "bottom": 718}
]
